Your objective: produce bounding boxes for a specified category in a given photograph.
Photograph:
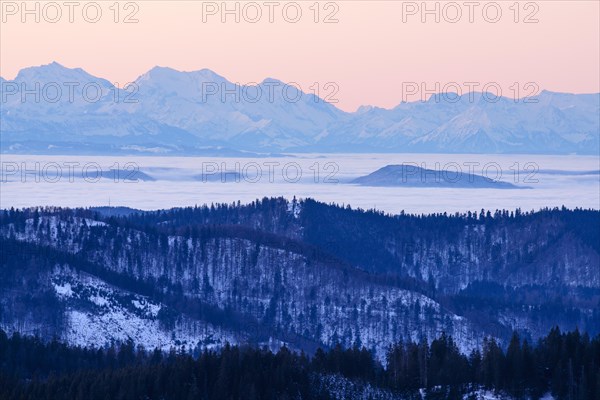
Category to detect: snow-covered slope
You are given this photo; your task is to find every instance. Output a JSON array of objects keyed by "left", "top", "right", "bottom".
[
  {"left": 0, "top": 214, "right": 483, "bottom": 360},
  {"left": 51, "top": 266, "right": 239, "bottom": 351},
  {"left": 1, "top": 200, "right": 598, "bottom": 359}
]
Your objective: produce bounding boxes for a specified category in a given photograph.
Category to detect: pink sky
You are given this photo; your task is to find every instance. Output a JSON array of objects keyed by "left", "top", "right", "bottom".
[{"left": 1, "top": 1, "right": 599, "bottom": 111}]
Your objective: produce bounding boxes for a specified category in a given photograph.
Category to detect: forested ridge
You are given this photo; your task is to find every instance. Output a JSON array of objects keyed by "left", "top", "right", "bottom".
[
  {"left": 1, "top": 199, "right": 599, "bottom": 358},
  {"left": 0, "top": 328, "right": 598, "bottom": 400},
  {"left": 0, "top": 198, "right": 599, "bottom": 399}
]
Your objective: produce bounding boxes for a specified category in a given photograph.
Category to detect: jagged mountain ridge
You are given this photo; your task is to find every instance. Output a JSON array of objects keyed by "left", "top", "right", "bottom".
[
  {"left": 1, "top": 62, "right": 598, "bottom": 154},
  {"left": 1, "top": 198, "right": 599, "bottom": 358}
]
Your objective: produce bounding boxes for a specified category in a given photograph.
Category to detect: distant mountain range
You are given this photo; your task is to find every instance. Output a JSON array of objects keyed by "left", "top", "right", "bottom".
[{"left": 1, "top": 62, "right": 599, "bottom": 155}]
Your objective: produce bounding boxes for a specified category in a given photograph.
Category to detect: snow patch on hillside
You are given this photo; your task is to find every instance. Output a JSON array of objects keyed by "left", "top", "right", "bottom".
[
  {"left": 51, "top": 267, "right": 240, "bottom": 351},
  {"left": 287, "top": 198, "right": 302, "bottom": 219},
  {"left": 53, "top": 282, "right": 73, "bottom": 298}
]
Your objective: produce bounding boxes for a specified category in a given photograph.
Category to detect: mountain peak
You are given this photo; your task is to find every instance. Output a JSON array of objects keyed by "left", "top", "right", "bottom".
[
  {"left": 137, "top": 66, "right": 228, "bottom": 85},
  {"left": 37, "top": 61, "right": 68, "bottom": 70},
  {"left": 149, "top": 65, "right": 178, "bottom": 73},
  {"left": 355, "top": 105, "right": 376, "bottom": 114},
  {"left": 190, "top": 68, "right": 227, "bottom": 83},
  {"left": 13, "top": 61, "right": 107, "bottom": 85},
  {"left": 15, "top": 61, "right": 69, "bottom": 77},
  {"left": 135, "top": 66, "right": 185, "bottom": 85},
  {"left": 141, "top": 65, "right": 181, "bottom": 78},
  {"left": 260, "top": 77, "right": 286, "bottom": 86}
]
